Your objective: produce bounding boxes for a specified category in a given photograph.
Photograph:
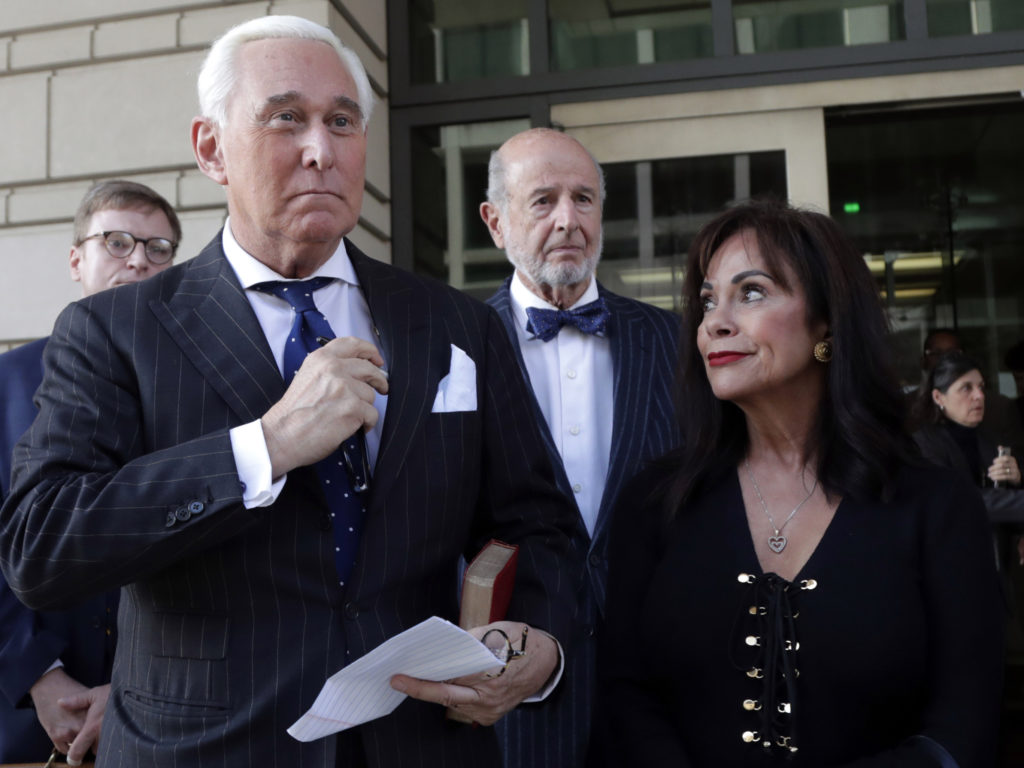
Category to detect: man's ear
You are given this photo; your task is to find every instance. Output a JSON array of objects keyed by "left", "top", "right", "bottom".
[
  {"left": 69, "top": 244, "right": 84, "bottom": 283},
  {"left": 479, "top": 201, "right": 505, "bottom": 249},
  {"left": 192, "top": 116, "right": 228, "bottom": 185}
]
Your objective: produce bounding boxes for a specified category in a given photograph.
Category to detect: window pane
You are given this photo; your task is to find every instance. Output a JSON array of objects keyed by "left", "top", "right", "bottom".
[
  {"left": 826, "top": 100, "right": 1024, "bottom": 393},
  {"left": 733, "top": 0, "right": 905, "bottom": 54},
  {"left": 598, "top": 151, "right": 787, "bottom": 310},
  {"left": 549, "top": 0, "right": 713, "bottom": 72},
  {"left": 410, "top": 119, "right": 531, "bottom": 297},
  {"left": 410, "top": 0, "right": 529, "bottom": 84},
  {"left": 926, "top": 0, "right": 1024, "bottom": 36}
]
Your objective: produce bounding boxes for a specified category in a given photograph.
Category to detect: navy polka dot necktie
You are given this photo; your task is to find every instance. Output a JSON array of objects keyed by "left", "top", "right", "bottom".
[
  {"left": 524, "top": 296, "right": 611, "bottom": 342},
  {"left": 253, "top": 277, "right": 369, "bottom": 588}
]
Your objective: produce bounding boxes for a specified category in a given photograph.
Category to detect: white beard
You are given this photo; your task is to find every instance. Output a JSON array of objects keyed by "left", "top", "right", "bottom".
[{"left": 504, "top": 233, "right": 602, "bottom": 289}]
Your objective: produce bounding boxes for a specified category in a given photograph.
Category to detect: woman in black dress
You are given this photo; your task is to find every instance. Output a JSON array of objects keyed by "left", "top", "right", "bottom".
[
  {"left": 596, "top": 200, "right": 1003, "bottom": 767},
  {"left": 913, "top": 351, "right": 1024, "bottom": 523}
]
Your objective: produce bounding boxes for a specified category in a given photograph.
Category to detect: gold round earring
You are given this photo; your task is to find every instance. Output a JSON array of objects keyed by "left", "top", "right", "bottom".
[{"left": 813, "top": 341, "right": 833, "bottom": 363}]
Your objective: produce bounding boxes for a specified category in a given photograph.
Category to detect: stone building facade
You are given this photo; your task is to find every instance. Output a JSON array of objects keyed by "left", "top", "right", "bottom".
[{"left": 0, "top": 0, "right": 389, "bottom": 348}]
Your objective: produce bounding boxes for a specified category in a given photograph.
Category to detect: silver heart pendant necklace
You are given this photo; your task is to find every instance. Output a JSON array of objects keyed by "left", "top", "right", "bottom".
[{"left": 744, "top": 458, "right": 818, "bottom": 555}]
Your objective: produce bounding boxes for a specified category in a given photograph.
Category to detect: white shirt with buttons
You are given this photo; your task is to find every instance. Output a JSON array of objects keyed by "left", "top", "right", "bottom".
[
  {"left": 221, "top": 219, "right": 388, "bottom": 508},
  {"left": 509, "top": 272, "right": 613, "bottom": 537}
]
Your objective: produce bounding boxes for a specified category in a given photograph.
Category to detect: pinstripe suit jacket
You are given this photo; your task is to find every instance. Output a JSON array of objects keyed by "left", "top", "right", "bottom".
[
  {"left": 0, "top": 237, "right": 580, "bottom": 768},
  {"left": 487, "top": 278, "right": 680, "bottom": 768}
]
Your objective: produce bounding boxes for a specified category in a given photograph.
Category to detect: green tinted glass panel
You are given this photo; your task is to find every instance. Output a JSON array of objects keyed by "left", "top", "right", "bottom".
[
  {"left": 597, "top": 152, "right": 787, "bottom": 311},
  {"left": 549, "top": 0, "right": 713, "bottom": 71},
  {"left": 733, "top": 0, "right": 905, "bottom": 53},
  {"left": 926, "top": 0, "right": 1024, "bottom": 36},
  {"left": 410, "top": 0, "right": 528, "bottom": 84},
  {"left": 826, "top": 100, "right": 1024, "bottom": 392}
]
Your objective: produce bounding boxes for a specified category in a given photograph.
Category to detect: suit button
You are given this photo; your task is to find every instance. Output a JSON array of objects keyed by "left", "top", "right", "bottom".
[
  {"left": 588, "top": 552, "right": 602, "bottom": 567},
  {"left": 319, "top": 514, "right": 332, "bottom": 531},
  {"left": 91, "top": 617, "right": 101, "bottom": 629},
  {"left": 165, "top": 512, "right": 177, "bottom": 527},
  {"left": 344, "top": 602, "right": 359, "bottom": 620},
  {"left": 188, "top": 501, "right": 204, "bottom": 514},
  {"left": 175, "top": 506, "right": 191, "bottom": 521}
]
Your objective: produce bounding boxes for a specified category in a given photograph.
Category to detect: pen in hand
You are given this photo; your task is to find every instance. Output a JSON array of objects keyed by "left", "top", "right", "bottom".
[{"left": 316, "top": 335, "right": 374, "bottom": 493}]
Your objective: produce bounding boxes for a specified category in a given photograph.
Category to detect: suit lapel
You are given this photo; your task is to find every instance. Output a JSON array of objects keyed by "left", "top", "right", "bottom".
[
  {"left": 150, "top": 236, "right": 284, "bottom": 424},
  {"left": 347, "top": 244, "right": 435, "bottom": 493},
  {"left": 593, "top": 286, "right": 656, "bottom": 544}
]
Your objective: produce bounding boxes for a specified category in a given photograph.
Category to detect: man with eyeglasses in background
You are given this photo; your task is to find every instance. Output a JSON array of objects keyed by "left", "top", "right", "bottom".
[{"left": 0, "top": 179, "right": 180, "bottom": 765}]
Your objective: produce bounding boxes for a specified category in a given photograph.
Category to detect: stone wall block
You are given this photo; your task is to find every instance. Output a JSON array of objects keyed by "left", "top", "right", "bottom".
[
  {"left": 365, "top": 95, "right": 390, "bottom": 197},
  {"left": 50, "top": 52, "right": 204, "bottom": 177},
  {"left": 117, "top": 171, "right": 182, "bottom": 205},
  {"left": 8, "top": 181, "right": 95, "bottom": 225},
  {"left": 327, "top": 5, "right": 387, "bottom": 90},
  {"left": 179, "top": 170, "right": 228, "bottom": 208},
  {"left": 269, "top": 0, "right": 330, "bottom": 25},
  {"left": 3, "top": 0, "right": 208, "bottom": 34},
  {"left": 94, "top": 14, "right": 179, "bottom": 58},
  {"left": 0, "top": 223, "right": 81, "bottom": 340},
  {"left": 338, "top": 0, "right": 386, "bottom": 52},
  {"left": 179, "top": 3, "right": 271, "bottom": 47},
  {"left": 11, "top": 26, "right": 92, "bottom": 70},
  {"left": 349, "top": 223, "right": 390, "bottom": 265},
  {"left": 0, "top": 73, "right": 49, "bottom": 183},
  {"left": 176, "top": 208, "right": 227, "bottom": 259},
  {"left": 359, "top": 191, "right": 390, "bottom": 239}
]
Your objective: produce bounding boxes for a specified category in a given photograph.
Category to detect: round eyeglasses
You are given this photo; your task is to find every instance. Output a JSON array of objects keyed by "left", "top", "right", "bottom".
[{"left": 82, "top": 230, "right": 177, "bottom": 265}]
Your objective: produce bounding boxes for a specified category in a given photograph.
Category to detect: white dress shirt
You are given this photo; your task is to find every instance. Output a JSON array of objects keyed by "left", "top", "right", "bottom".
[
  {"left": 509, "top": 273, "right": 613, "bottom": 537},
  {"left": 222, "top": 221, "right": 388, "bottom": 507}
]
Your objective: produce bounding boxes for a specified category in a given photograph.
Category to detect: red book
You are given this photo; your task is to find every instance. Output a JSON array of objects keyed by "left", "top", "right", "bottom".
[
  {"left": 448, "top": 540, "right": 518, "bottom": 724},
  {"left": 458, "top": 539, "right": 518, "bottom": 629}
]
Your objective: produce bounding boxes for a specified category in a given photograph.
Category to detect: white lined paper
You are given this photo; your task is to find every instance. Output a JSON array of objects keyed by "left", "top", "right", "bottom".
[{"left": 288, "top": 616, "right": 502, "bottom": 741}]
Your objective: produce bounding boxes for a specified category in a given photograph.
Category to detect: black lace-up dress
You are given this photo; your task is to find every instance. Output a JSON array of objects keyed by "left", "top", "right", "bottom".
[{"left": 596, "top": 463, "right": 1003, "bottom": 767}]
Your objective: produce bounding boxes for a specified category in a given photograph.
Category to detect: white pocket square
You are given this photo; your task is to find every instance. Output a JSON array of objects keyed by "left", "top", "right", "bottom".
[{"left": 431, "top": 344, "right": 478, "bottom": 413}]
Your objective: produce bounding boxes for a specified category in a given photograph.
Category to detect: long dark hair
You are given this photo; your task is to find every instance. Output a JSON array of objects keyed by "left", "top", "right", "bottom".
[
  {"left": 664, "top": 199, "right": 912, "bottom": 516},
  {"left": 914, "top": 351, "right": 983, "bottom": 425}
]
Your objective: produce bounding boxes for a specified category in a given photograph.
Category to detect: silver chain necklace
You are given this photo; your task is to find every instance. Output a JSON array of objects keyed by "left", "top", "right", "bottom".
[{"left": 744, "top": 458, "right": 818, "bottom": 554}]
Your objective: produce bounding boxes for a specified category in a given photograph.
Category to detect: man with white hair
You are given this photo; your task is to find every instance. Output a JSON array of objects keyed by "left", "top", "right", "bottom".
[
  {"left": 482, "top": 128, "right": 680, "bottom": 768},
  {"left": 0, "top": 17, "right": 578, "bottom": 767}
]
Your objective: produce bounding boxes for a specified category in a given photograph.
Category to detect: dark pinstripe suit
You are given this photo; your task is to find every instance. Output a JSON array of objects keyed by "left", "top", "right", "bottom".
[
  {"left": 0, "top": 237, "right": 580, "bottom": 767},
  {"left": 487, "top": 278, "right": 680, "bottom": 768}
]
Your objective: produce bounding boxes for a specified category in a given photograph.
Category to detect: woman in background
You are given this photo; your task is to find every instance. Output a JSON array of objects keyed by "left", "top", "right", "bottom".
[
  {"left": 913, "top": 350, "right": 1023, "bottom": 524},
  {"left": 596, "top": 200, "right": 1003, "bottom": 766}
]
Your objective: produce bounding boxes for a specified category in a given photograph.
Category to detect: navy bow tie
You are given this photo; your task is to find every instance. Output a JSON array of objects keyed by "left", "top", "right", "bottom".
[{"left": 525, "top": 297, "right": 610, "bottom": 342}]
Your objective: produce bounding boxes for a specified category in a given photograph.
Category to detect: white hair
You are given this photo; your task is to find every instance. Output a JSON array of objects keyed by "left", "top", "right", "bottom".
[
  {"left": 197, "top": 15, "right": 374, "bottom": 129},
  {"left": 486, "top": 128, "right": 606, "bottom": 215}
]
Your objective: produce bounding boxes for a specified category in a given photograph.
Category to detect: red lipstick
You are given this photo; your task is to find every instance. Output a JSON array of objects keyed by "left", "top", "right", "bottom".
[{"left": 707, "top": 351, "right": 748, "bottom": 366}]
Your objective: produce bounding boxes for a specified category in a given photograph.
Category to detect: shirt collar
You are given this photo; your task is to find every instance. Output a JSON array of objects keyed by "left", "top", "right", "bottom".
[
  {"left": 221, "top": 218, "right": 360, "bottom": 289},
  {"left": 508, "top": 270, "right": 600, "bottom": 332}
]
